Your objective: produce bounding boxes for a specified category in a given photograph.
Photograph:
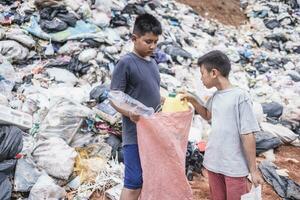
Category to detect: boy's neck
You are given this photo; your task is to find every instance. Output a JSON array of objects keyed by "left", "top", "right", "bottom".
[
  {"left": 215, "top": 77, "right": 232, "bottom": 91},
  {"left": 133, "top": 49, "right": 151, "bottom": 61}
]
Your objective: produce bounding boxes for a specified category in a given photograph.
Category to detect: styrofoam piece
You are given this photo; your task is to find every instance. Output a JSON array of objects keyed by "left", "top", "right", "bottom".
[{"left": 0, "top": 105, "right": 32, "bottom": 130}]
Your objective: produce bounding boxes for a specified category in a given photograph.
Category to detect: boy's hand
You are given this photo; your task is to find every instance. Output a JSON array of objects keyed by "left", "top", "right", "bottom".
[
  {"left": 161, "top": 96, "right": 166, "bottom": 105},
  {"left": 129, "top": 111, "right": 140, "bottom": 123},
  {"left": 179, "top": 92, "right": 196, "bottom": 104},
  {"left": 250, "top": 169, "right": 264, "bottom": 187}
]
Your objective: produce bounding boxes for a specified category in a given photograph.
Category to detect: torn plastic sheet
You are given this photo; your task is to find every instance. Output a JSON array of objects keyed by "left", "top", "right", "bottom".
[{"left": 24, "top": 16, "right": 103, "bottom": 42}]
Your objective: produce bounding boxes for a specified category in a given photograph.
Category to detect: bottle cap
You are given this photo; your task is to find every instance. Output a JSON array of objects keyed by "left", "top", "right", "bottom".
[{"left": 168, "top": 92, "right": 176, "bottom": 97}]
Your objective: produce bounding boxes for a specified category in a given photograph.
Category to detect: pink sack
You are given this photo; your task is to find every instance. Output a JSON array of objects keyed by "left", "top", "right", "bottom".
[{"left": 137, "top": 110, "right": 194, "bottom": 200}]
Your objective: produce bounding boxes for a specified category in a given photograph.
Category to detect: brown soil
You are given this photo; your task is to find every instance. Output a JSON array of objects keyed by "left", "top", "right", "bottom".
[
  {"left": 176, "top": 0, "right": 247, "bottom": 26},
  {"left": 90, "top": 145, "right": 300, "bottom": 200},
  {"left": 191, "top": 145, "right": 300, "bottom": 200}
]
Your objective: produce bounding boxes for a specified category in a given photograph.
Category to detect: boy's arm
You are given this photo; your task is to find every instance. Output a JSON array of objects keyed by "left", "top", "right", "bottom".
[
  {"left": 241, "top": 133, "right": 264, "bottom": 187},
  {"left": 110, "top": 101, "right": 140, "bottom": 122},
  {"left": 180, "top": 93, "right": 211, "bottom": 120},
  {"left": 109, "top": 59, "right": 139, "bottom": 122}
]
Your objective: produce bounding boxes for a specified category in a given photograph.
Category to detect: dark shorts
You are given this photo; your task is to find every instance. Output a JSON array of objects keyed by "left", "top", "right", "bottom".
[{"left": 123, "top": 144, "right": 143, "bottom": 189}]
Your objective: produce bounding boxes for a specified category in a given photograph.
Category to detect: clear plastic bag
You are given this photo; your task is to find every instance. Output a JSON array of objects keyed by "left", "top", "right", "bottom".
[
  {"left": 37, "top": 97, "right": 92, "bottom": 142},
  {"left": 108, "top": 90, "right": 154, "bottom": 117},
  {"left": 14, "top": 157, "right": 43, "bottom": 192},
  {"left": 0, "top": 80, "right": 14, "bottom": 98},
  {"left": 241, "top": 185, "right": 262, "bottom": 200}
]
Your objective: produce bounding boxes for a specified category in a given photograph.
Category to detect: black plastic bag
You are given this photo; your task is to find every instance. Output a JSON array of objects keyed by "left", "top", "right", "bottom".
[
  {"left": 255, "top": 131, "right": 282, "bottom": 154},
  {"left": 106, "top": 134, "right": 123, "bottom": 163},
  {"left": 0, "top": 126, "right": 23, "bottom": 162},
  {"left": 68, "top": 56, "right": 92, "bottom": 76},
  {"left": 185, "top": 142, "right": 204, "bottom": 181},
  {"left": 90, "top": 85, "right": 109, "bottom": 103},
  {"left": 0, "top": 126, "right": 23, "bottom": 199},
  {"left": 262, "top": 101, "right": 283, "bottom": 119},
  {"left": 0, "top": 159, "right": 17, "bottom": 200},
  {"left": 40, "top": 18, "right": 68, "bottom": 33}
]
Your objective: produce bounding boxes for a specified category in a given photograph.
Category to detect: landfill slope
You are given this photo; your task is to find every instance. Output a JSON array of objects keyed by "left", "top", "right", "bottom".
[{"left": 177, "top": 0, "right": 247, "bottom": 26}]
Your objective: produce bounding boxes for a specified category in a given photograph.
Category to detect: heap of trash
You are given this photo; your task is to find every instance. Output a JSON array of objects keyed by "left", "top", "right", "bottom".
[{"left": 0, "top": 0, "right": 299, "bottom": 199}]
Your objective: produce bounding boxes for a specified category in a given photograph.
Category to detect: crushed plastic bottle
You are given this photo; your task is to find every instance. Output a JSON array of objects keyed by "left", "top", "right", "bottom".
[{"left": 108, "top": 90, "right": 154, "bottom": 117}]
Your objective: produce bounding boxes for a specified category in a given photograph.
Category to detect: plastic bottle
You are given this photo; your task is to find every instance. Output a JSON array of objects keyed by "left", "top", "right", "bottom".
[
  {"left": 162, "top": 92, "right": 189, "bottom": 113},
  {"left": 108, "top": 91, "right": 154, "bottom": 117}
]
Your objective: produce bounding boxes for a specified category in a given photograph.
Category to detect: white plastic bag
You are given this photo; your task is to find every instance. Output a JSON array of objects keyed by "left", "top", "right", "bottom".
[
  {"left": 32, "top": 137, "right": 77, "bottom": 180},
  {"left": 241, "top": 185, "right": 262, "bottom": 200},
  {"left": 28, "top": 174, "right": 66, "bottom": 200}
]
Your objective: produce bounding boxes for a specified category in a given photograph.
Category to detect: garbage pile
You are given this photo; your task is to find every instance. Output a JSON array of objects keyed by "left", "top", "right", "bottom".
[
  {"left": 185, "top": 141, "right": 204, "bottom": 181},
  {"left": 0, "top": 0, "right": 300, "bottom": 199}
]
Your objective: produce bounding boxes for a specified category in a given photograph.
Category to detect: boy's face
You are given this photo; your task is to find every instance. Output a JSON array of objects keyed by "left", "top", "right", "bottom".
[
  {"left": 200, "top": 65, "right": 217, "bottom": 89},
  {"left": 132, "top": 32, "right": 159, "bottom": 57}
]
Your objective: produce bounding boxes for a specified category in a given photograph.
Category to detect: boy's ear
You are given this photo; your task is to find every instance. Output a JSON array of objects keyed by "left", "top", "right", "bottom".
[{"left": 211, "top": 68, "right": 219, "bottom": 78}]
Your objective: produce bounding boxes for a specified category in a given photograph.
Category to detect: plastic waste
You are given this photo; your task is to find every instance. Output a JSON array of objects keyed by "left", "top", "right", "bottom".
[
  {"left": 106, "top": 134, "right": 123, "bottom": 162},
  {"left": 28, "top": 174, "right": 66, "bottom": 200},
  {"left": 95, "top": 0, "right": 113, "bottom": 13},
  {"left": 32, "top": 137, "right": 77, "bottom": 180},
  {"left": 162, "top": 93, "right": 189, "bottom": 113},
  {"left": 40, "top": 18, "right": 68, "bottom": 33},
  {"left": 241, "top": 185, "right": 262, "bottom": 200},
  {"left": 259, "top": 161, "right": 300, "bottom": 199},
  {"left": 90, "top": 85, "right": 109, "bottom": 103},
  {"left": 0, "top": 159, "right": 17, "bottom": 200},
  {"left": 0, "top": 40, "right": 29, "bottom": 62},
  {"left": 262, "top": 102, "right": 283, "bottom": 119},
  {"left": 105, "top": 183, "right": 123, "bottom": 200},
  {"left": 68, "top": 55, "right": 92, "bottom": 76},
  {"left": 6, "top": 29, "right": 36, "bottom": 48},
  {"left": 186, "top": 141, "right": 204, "bottom": 181},
  {"left": 74, "top": 148, "right": 107, "bottom": 183},
  {"left": 0, "top": 79, "right": 14, "bottom": 98},
  {"left": 0, "top": 125, "right": 23, "bottom": 200},
  {"left": 45, "top": 42, "right": 54, "bottom": 56},
  {"left": 91, "top": 11, "right": 110, "bottom": 28},
  {"left": 0, "top": 126, "right": 23, "bottom": 162},
  {"left": 14, "top": 157, "right": 43, "bottom": 192},
  {"left": 108, "top": 90, "right": 154, "bottom": 117},
  {"left": 58, "top": 41, "right": 82, "bottom": 55},
  {"left": 78, "top": 48, "right": 97, "bottom": 63},
  {"left": 25, "top": 16, "right": 101, "bottom": 42},
  {"left": 38, "top": 97, "right": 91, "bottom": 141},
  {"left": 0, "top": 104, "right": 33, "bottom": 130},
  {"left": 0, "top": 57, "right": 15, "bottom": 79},
  {"left": 93, "top": 99, "right": 122, "bottom": 125},
  {"left": 46, "top": 67, "right": 79, "bottom": 86},
  {"left": 255, "top": 131, "right": 282, "bottom": 154},
  {"left": 260, "top": 122, "right": 298, "bottom": 144}
]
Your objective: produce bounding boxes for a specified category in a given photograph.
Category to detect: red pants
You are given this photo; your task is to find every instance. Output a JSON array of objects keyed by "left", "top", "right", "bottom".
[{"left": 207, "top": 170, "right": 249, "bottom": 200}]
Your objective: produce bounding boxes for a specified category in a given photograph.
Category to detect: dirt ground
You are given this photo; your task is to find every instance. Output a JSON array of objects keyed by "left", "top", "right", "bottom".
[
  {"left": 191, "top": 145, "right": 300, "bottom": 200},
  {"left": 176, "top": 0, "right": 247, "bottom": 26},
  {"left": 93, "top": 145, "right": 300, "bottom": 200}
]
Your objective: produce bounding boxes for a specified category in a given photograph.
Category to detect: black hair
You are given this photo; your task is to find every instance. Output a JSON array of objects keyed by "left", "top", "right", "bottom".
[
  {"left": 197, "top": 50, "right": 231, "bottom": 77},
  {"left": 133, "top": 13, "right": 162, "bottom": 36}
]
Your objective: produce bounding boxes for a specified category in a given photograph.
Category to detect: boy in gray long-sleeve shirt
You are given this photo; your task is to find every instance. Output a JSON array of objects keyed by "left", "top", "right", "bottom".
[{"left": 181, "top": 50, "right": 264, "bottom": 200}]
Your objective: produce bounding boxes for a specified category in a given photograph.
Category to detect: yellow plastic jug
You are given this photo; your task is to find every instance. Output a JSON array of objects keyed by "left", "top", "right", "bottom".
[{"left": 162, "top": 93, "right": 189, "bottom": 113}]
